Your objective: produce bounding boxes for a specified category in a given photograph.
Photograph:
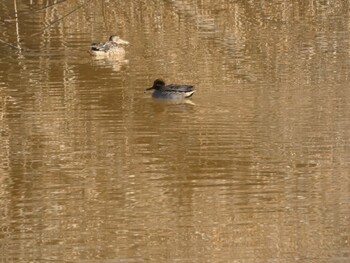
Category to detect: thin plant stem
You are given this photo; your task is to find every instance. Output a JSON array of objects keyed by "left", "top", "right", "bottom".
[
  {"left": 4, "top": 0, "right": 68, "bottom": 22},
  {"left": 13, "top": 0, "right": 22, "bottom": 51}
]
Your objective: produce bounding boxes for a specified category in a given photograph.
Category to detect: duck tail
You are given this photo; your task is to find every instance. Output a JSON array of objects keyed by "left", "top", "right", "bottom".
[{"left": 185, "top": 90, "right": 196, "bottom": 98}]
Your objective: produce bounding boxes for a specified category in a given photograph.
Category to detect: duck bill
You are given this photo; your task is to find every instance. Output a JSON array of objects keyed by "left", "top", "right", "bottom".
[
  {"left": 117, "top": 39, "right": 129, "bottom": 45},
  {"left": 146, "top": 87, "right": 154, "bottom": 91}
]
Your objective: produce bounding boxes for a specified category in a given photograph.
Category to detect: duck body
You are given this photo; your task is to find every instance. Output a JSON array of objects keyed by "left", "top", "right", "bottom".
[
  {"left": 146, "top": 79, "right": 196, "bottom": 100},
  {"left": 90, "top": 35, "right": 129, "bottom": 58}
]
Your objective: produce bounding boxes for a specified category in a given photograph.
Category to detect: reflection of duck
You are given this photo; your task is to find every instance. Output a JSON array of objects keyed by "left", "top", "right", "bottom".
[
  {"left": 146, "top": 79, "right": 196, "bottom": 99},
  {"left": 91, "top": 58, "right": 129, "bottom": 72},
  {"left": 90, "top": 35, "right": 129, "bottom": 58}
]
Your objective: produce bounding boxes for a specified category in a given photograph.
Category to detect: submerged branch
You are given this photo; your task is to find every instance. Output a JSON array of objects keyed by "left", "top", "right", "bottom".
[
  {"left": 0, "top": 38, "right": 22, "bottom": 50},
  {"left": 29, "top": 3, "right": 85, "bottom": 37}
]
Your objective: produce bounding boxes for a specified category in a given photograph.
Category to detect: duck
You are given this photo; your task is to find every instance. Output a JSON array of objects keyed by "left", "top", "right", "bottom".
[
  {"left": 90, "top": 35, "right": 129, "bottom": 58},
  {"left": 146, "top": 79, "right": 196, "bottom": 99}
]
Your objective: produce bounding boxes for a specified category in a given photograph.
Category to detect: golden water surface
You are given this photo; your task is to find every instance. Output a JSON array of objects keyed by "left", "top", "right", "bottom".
[{"left": 0, "top": 0, "right": 349, "bottom": 262}]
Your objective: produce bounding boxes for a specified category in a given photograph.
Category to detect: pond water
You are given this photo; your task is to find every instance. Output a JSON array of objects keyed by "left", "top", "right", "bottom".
[{"left": 0, "top": 0, "right": 349, "bottom": 262}]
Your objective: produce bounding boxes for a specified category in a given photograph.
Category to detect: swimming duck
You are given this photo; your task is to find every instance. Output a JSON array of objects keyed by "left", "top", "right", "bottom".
[
  {"left": 90, "top": 35, "right": 129, "bottom": 58},
  {"left": 146, "top": 79, "right": 196, "bottom": 99}
]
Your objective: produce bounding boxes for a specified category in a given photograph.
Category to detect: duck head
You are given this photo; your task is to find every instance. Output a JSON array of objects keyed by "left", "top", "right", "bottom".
[
  {"left": 109, "top": 35, "right": 129, "bottom": 45},
  {"left": 146, "top": 79, "right": 165, "bottom": 91}
]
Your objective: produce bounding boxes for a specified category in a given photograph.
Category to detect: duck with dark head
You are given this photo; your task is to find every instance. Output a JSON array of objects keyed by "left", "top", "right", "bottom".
[{"left": 146, "top": 79, "right": 196, "bottom": 99}]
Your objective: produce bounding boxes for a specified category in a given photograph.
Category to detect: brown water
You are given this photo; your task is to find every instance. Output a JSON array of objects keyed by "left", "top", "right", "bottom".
[{"left": 0, "top": 0, "right": 350, "bottom": 262}]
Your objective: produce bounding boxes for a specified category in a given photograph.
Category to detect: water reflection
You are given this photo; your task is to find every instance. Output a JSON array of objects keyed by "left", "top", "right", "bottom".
[
  {"left": 0, "top": 0, "right": 350, "bottom": 262},
  {"left": 91, "top": 57, "right": 129, "bottom": 72}
]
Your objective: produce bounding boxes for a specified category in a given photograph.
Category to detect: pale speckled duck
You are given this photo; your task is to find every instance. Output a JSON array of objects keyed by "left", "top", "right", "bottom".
[
  {"left": 90, "top": 35, "right": 129, "bottom": 58},
  {"left": 146, "top": 79, "right": 196, "bottom": 99}
]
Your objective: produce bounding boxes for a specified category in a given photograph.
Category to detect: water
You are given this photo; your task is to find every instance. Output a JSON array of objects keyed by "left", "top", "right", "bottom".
[{"left": 0, "top": 0, "right": 349, "bottom": 262}]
